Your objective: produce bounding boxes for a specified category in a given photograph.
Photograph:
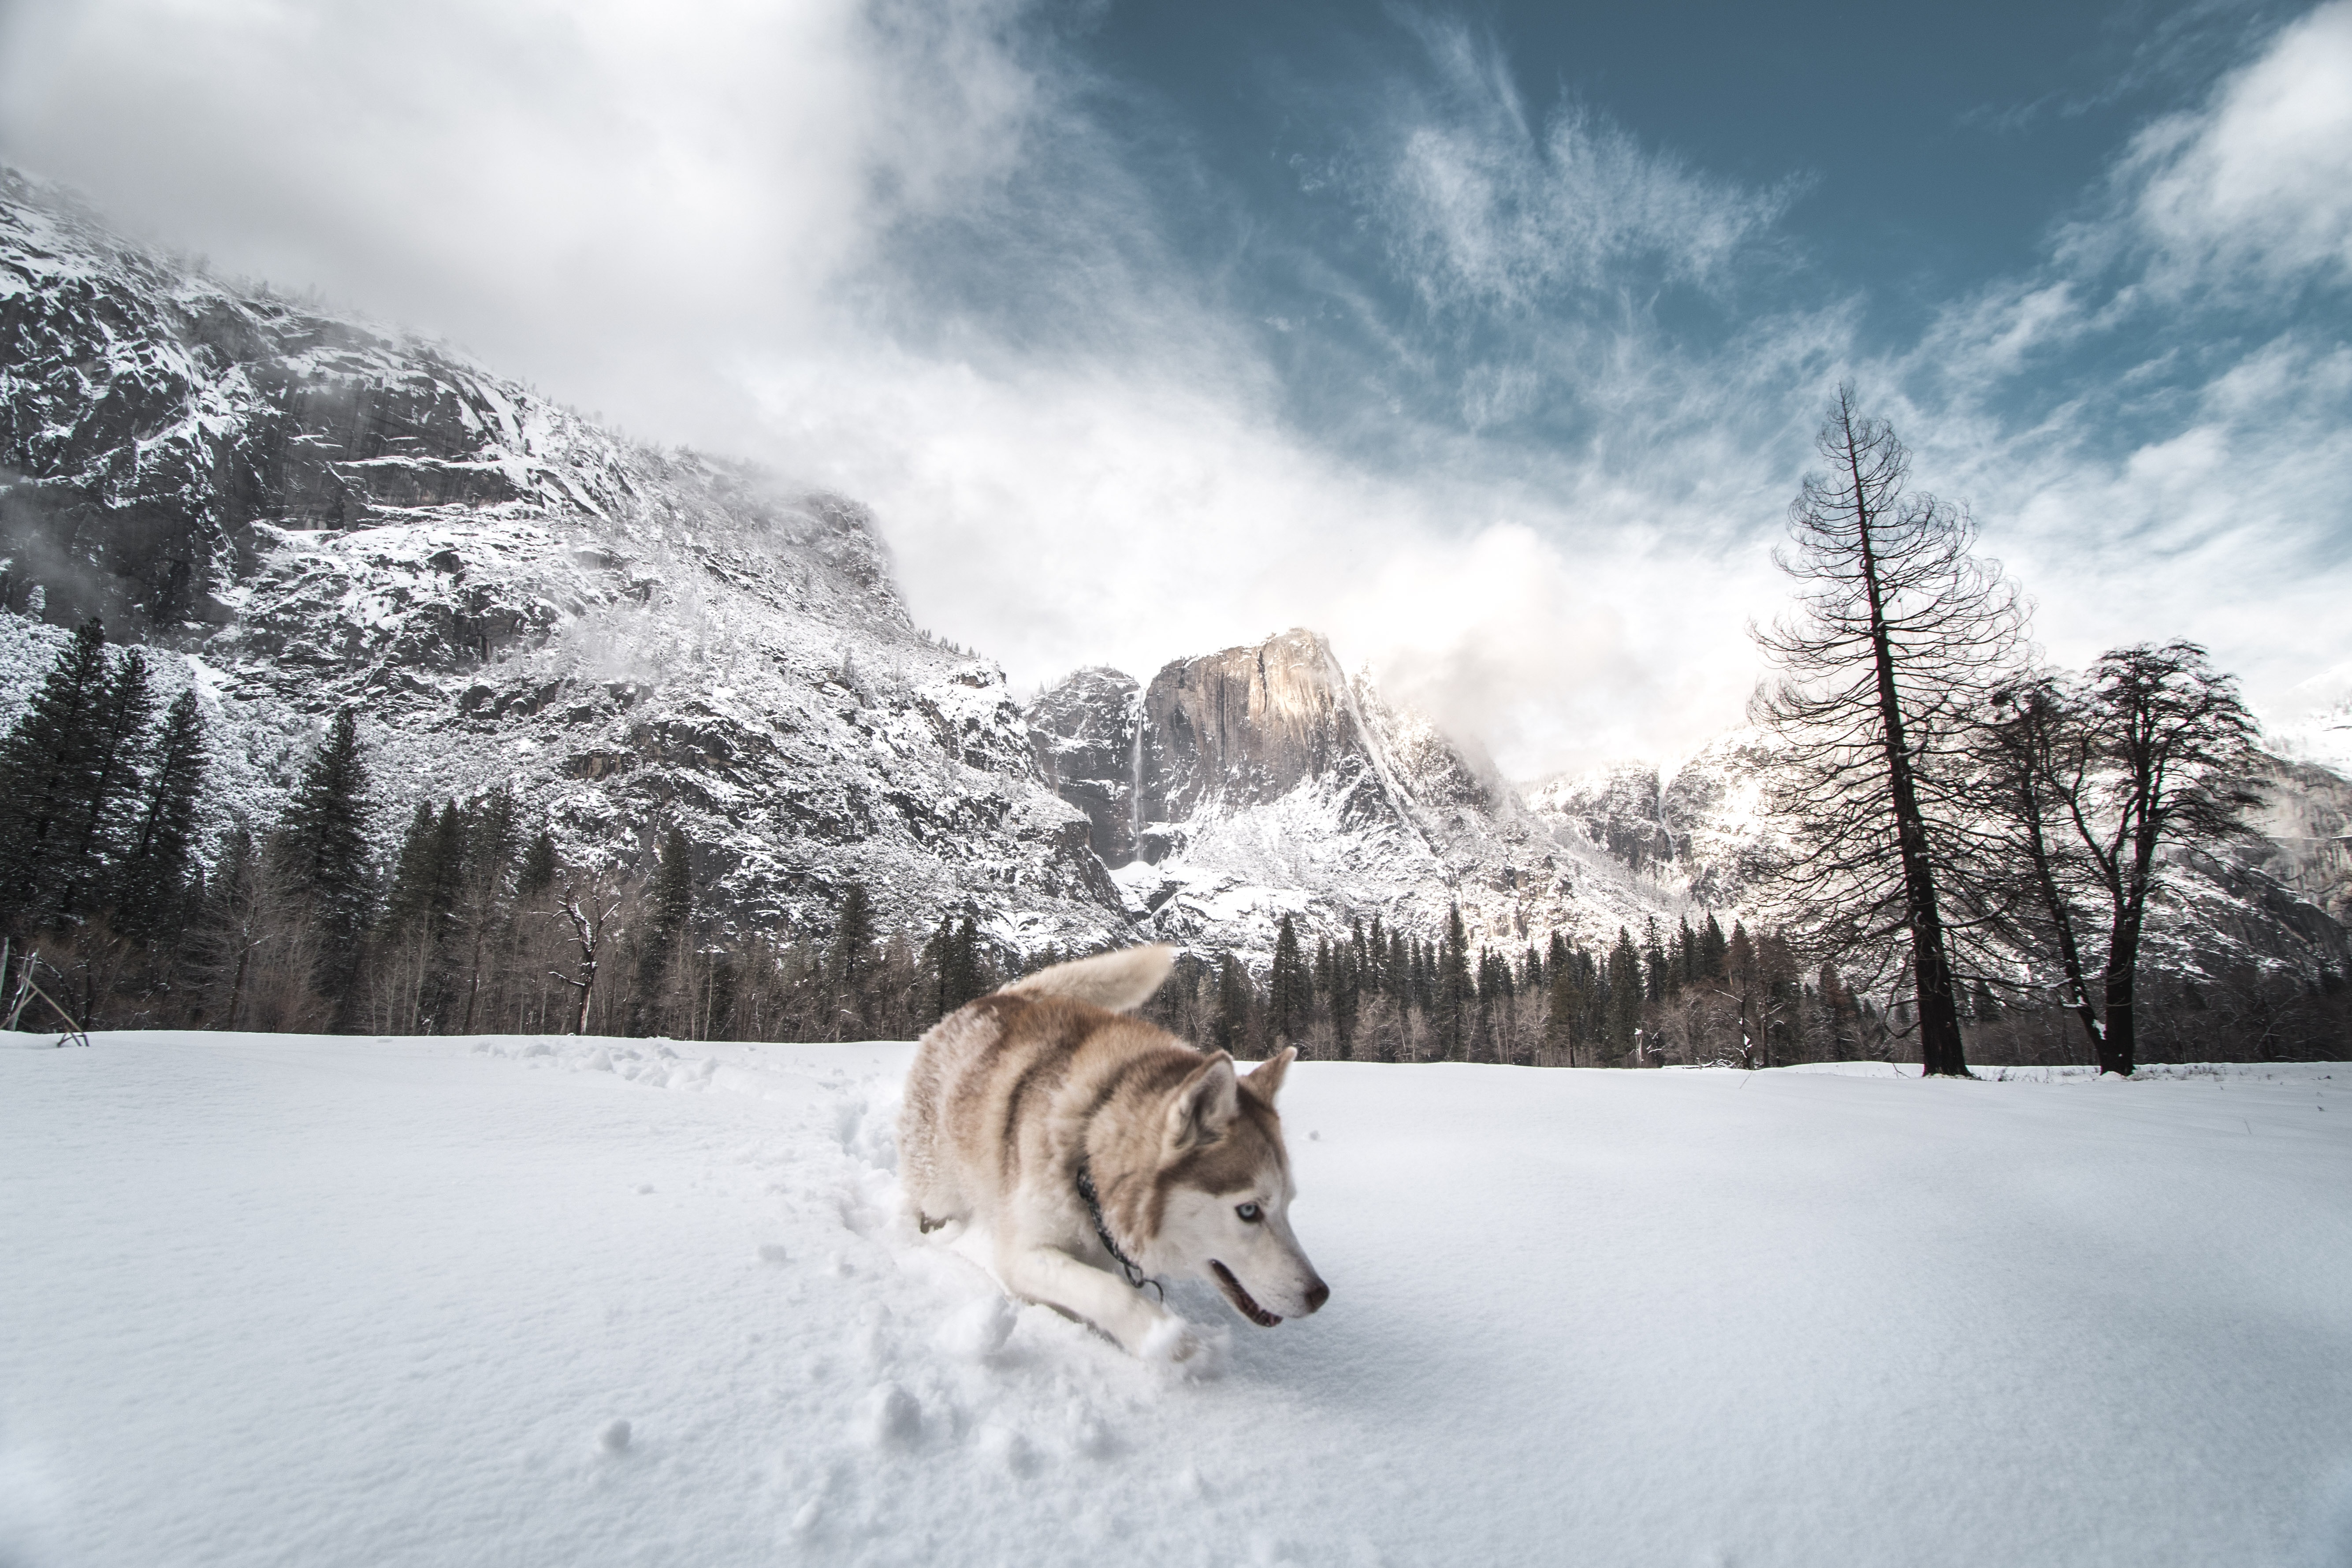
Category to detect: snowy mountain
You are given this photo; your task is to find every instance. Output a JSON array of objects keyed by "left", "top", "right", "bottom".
[
  {"left": 4, "top": 168, "right": 2345, "bottom": 991},
  {"left": 2265, "top": 682, "right": 2352, "bottom": 778},
  {"left": 0, "top": 169, "right": 1122, "bottom": 950},
  {"left": 1025, "top": 628, "right": 1703, "bottom": 957}
]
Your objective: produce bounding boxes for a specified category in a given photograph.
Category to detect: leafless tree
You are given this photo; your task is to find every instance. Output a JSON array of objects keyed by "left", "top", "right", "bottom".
[
  {"left": 1977, "top": 673, "right": 2106, "bottom": 1050},
  {"left": 1752, "top": 386, "right": 2025, "bottom": 1077},
  {"left": 1984, "top": 644, "right": 2263, "bottom": 1074},
  {"left": 550, "top": 874, "right": 626, "bottom": 1035}
]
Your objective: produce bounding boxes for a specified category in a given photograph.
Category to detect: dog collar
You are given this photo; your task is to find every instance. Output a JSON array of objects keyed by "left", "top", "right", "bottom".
[{"left": 1074, "top": 1158, "right": 1157, "bottom": 1295}]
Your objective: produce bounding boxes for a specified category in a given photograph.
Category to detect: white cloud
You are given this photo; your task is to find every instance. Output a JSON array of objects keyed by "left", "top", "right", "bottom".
[
  {"left": 0, "top": 0, "right": 1045, "bottom": 441},
  {"left": 1375, "top": 16, "right": 1797, "bottom": 318},
  {"left": 2092, "top": 0, "right": 2352, "bottom": 291}
]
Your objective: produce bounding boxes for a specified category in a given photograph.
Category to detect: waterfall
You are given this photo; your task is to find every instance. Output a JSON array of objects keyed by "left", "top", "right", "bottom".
[{"left": 1128, "top": 716, "right": 1145, "bottom": 851}]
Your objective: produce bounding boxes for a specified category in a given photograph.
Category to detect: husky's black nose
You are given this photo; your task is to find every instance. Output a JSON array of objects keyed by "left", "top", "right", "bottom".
[{"left": 1303, "top": 1280, "right": 1330, "bottom": 1314}]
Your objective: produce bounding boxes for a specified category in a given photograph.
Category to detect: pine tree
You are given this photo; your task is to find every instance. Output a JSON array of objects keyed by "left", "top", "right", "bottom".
[
  {"left": 1605, "top": 927, "right": 1643, "bottom": 1066},
  {"left": 0, "top": 619, "right": 113, "bottom": 929},
  {"left": 382, "top": 802, "right": 445, "bottom": 935},
  {"left": 58, "top": 648, "right": 156, "bottom": 921},
  {"left": 1642, "top": 916, "right": 1670, "bottom": 1002},
  {"left": 452, "top": 785, "right": 521, "bottom": 1035},
  {"left": 1268, "top": 914, "right": 1308, "bottom": 1048},
  {"left": 1545, "top": 957, "right": 1579, "bottom": 1066},
  {"left": 1699, "top": 914, "right": 1729, "bottom": 980},
  {"left": 1437, "top": 904, "right": 1473, "bottom": 1060},
  {"left": 1820, "top": 962, "right": 1861, "bottom": 1058},
  {"left": 634, "top": 827, "right": 695, "bottom": 1035},
  {"left": 277, "top": 708, "right": 376, "bottom": 1010},
  {"left": 1727, "top": 921, "right": 1758, "bottom": 1060},
  {"left": 934, "top": 914, "right": 984, "bottom": 1018},
  {"left": 1753, "top": 387, "right": 2022, "bottom": 1077},
  {"left": 188, "top": 822, "right": 266, "bottom": 1031},
  {"left": 516, "top": 831, "right": 558, "bottom": 899},
  {"left": 1332, "top": 920, "right": 1365, "bottom": 1059},
  {"left": 112, "top": 687, "right": 206, "bottom": 943},
  {"left": 427, "top": 803, "right": 466, "bottom": 921},
  {"left": 823, "top": 878, "right": 872, "bottom": 1038},
  {"left": 1214, "top": 952, "right": 1254, "bottom": 1056}
]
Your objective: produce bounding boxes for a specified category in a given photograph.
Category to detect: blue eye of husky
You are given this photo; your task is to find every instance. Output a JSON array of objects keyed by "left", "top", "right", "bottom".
[{"left": 1236, "top": 1202, "right": 1262, "bottom": 1223}]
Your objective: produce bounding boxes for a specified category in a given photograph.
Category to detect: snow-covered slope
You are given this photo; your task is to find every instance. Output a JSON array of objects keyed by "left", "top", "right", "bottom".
[
  {"left": 0, "top": 170, "right": 1121, "bottom": 947},
  {"left": 2266, "top": 674, "right": 2352, "bottom": 778},
  {"left": 1028, "top": 629, "right": 1698, "bottom": 957},
  {"left": 1526, "top": 727, "right": 2352, "bottom": 989},
  {"left": 5, "top": 1030, "right": 2349, "bottom": 1567},
  {"left": 1523, "top": 728, "right": 1788, "bottom": 911}
]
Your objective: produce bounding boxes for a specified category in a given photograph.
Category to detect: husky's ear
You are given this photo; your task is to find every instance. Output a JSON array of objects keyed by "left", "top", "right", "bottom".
[
  {"left": 1166, "top": 1052, "right": 1240, "bottom": 1151},
  {"left": 1243, "top": 1046, "right": 1296, "bottom": 1104}
]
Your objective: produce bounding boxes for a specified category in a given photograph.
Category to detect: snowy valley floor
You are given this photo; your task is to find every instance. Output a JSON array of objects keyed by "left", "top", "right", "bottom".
[{"left": 3, "top": 1034, "right": 2350, "bottom": 1568}]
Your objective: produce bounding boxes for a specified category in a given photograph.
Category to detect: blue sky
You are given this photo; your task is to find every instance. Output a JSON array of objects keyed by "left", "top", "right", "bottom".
[{"left": 4, "top": 0, "right": 2348, "bottom": 775}]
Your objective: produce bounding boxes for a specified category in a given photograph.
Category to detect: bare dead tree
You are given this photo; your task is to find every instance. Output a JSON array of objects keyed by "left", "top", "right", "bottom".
[
  {"left": 1987, "top": 644, "right": 2263, "bottom": 1075},
  {"left": 1752, "top": 386, "right": 2025, "bottom": 1077},
  {"left": 550, "top": 875, "right": 625, "bottom": 1035}
]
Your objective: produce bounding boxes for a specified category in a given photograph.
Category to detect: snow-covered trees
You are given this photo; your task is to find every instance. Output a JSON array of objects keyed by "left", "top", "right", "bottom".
[{"left": 1753, "top": 388, "right": 2025, "bottom": 1077}]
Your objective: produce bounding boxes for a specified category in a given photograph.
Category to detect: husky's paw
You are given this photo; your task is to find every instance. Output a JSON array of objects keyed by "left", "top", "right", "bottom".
[{"left": 1140, "top": 1315, "right": 1226, "bottom": 1378}]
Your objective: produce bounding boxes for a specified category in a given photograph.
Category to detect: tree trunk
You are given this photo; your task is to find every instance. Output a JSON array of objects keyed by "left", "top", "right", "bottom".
[
  {"left": 1848, "top": 444, "right": 1968, "bottom": 1079},
  {"left": 2099, "top": 962, "right": 2136, "bottom": 1076},
  {"left": 2099, "top": 899, "right": 2147, "bottom": 1076},
  {"left": 2017, "top": 784, "right": 2105, "bottom": 1057}
]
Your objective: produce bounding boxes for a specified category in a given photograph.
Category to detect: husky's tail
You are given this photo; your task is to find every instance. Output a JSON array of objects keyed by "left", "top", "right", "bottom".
[{"left": 1003, "top": 944, "right": 1176, "bottom": 1013}]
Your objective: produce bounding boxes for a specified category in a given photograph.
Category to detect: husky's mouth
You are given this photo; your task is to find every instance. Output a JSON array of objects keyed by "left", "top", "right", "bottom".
[{"left": 1209, "top": 1260, "right": 1283, "bottom": 1327}]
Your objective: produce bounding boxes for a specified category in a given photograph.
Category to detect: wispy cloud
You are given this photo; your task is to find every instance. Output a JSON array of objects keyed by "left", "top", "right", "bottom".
[
  {"left": 1373, "top": 18, "right": 1800, "bottom": 317},
  {"left": 2098, "top": 0, "right": 2352, "bottom": 293}
]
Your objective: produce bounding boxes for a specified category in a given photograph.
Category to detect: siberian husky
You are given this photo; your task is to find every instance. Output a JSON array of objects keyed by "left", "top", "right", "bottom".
[{"left": 898, "top": 944, "right": 1329, "bottom": 1361}]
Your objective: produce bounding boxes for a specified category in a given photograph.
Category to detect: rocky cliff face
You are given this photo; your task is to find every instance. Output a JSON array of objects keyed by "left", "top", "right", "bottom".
[
  {"left": 1025, "top": 666, "right": 1144, "bottom": 868},
  {"left": 1138, "top": 628, "right": 1439, "bottom": 829},
  {"left": 2249, "top": 756, "right": 2352, "bottom": 927},
  {"left": 0, "top": 171, "right": 1124, "bottom": 949},
  {"left": 1026, "top": 629, "right": 1697, "bottom": 957}
]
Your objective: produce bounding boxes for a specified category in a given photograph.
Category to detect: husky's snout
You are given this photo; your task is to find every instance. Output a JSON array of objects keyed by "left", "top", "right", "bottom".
[{"left": 1208, "top": 1220, "right": 1330, "bottom": 1326}]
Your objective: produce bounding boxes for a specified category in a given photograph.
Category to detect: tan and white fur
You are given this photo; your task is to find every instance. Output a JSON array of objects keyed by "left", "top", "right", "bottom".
[{"left": 898, "top": 944, "right": 1329, "bottom": 1360}]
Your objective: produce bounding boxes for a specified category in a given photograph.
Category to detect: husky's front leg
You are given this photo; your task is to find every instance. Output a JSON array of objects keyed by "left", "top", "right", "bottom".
[{"left": 996, "top": 1242, "right": 1199, "bottom": 1361}]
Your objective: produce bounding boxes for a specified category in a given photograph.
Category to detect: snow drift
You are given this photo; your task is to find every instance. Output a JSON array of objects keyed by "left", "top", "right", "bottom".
[{"left": 4, "top": 1030, "right": 2348, "bottom": 1566}]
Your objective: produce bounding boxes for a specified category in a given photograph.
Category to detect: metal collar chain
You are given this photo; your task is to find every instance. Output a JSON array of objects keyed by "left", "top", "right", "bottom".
[{"left": 1075, "top": 1159, "right": 1161, "bottom": 1300}]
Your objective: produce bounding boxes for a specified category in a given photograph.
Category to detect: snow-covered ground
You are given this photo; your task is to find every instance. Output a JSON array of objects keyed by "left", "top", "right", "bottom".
[{"left": 4, "top": 1032, "right": 2349, "bottom": 1568}]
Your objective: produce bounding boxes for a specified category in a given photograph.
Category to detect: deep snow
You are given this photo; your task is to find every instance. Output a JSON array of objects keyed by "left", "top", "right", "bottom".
[{"left": 4, "top": 1032, "right": 2349, "bottom": 1568}]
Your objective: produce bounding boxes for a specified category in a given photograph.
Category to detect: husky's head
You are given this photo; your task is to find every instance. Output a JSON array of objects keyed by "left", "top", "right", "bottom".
[{"left": 1144, "top": 1047, "right": 1329, "bottom": 1327}]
